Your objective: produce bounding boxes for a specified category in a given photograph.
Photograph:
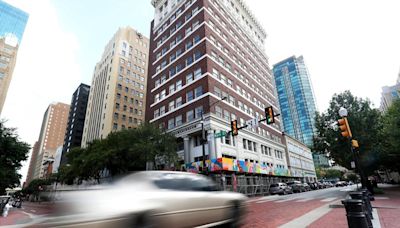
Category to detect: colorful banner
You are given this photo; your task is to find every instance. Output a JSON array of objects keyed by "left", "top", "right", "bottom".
[{"left": 185, "top": 157, "right": 290, "bottom": 176}]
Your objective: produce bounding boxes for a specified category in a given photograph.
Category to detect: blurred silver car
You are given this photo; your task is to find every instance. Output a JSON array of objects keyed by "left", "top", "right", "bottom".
[{"left": 33, "top": 171, "right": 247, "bottom": 228}]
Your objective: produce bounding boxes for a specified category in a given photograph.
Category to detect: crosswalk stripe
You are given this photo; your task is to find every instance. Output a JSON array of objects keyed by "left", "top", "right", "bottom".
[
  {"left": 321, "top": 197, "right": 337, "bottom": 202},
  {"left": 296, "top": 198, "right": 313, "bottom": 202},
  {"left": 275, "top": 197, "right": 302, "bottom": 203}
]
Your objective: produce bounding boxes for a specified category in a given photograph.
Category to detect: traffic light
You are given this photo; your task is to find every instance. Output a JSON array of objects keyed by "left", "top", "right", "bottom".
[
  {"left": 338, "top": 118, "right": 352, "bottom": 138},
  {"left": 265, "top": 106, "right": 275, "bottom": 124},
  {"left": 231, "top": 120, "right": 238, "bottom": 136}
]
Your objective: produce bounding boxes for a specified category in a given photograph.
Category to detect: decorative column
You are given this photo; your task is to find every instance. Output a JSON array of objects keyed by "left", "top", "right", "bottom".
[{"left": 183, "top": 136, "right": 190, "bottom": 164}]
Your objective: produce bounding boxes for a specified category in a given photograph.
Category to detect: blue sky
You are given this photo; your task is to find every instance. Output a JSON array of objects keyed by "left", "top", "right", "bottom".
[{"left": 2, "top": 0, "right": 400, "bottom": 184}]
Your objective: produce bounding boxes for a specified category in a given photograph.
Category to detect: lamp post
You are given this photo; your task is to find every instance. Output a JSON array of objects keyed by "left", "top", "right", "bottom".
[
  {"left": 338, "top": 107, "right": 366, "bottom": 188},
  {"left": 200, "top": 96, "right": 227, "bottom": 174}
]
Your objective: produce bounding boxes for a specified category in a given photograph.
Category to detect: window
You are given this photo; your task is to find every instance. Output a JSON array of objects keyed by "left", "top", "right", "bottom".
[
  {"left": 176, "top": 97, "right": 182, "bottom": 107},
  {"left": 186, "top": 55, "right": 193, "bottom": 65},
  {"left": 243, "top": 139, "right": 247, "bottom": 150},
  {"left": 194, "top": 68, "right": 202, "bottom": 79},
  {"left": 114, "top": 113, "right": 119, "bottom": 120},
  {"left": 169, "top": 84, "right": 175, "bottom": 94},
  {"left": 186, "top": 91, "right": 194, "bottom": 102},
  {"left": 194, "top": 50, "right": 202, "bottom": 60},
  {"left": 186, "top": 73, "right": 193, "bottom": 84},
  {"left": 176, "top": 115, "right": 182, "bottom": 126},
  {"left": 215, "top": 106, "right": 222, "bottom": 117},
  {"left": 223, "top": 110, "right": 230, "bottom": 121},
  {"left": 113, "top": 123, "right": 118, "bottom": 130},
  {"left": 116, "top": 103, "right": 120, "bottom": 110},
  {"left": 169, "top": 101, "right": 175, "bottom": 111},
  {"left": 176, "top": 80, "right": 182, "bottom": 89},
  {"left": 160, "top": 89, "right": 166, "bottom": 99},
  {"left": 195, "top": 106, "right": 203, "bottom": 118},
  {"left": 160, "top": 106, "right": 165, "bottom": 115},
  {"left": 186, "top": 40, "right": 193, "bottom": 49},
  {"left": 168, "top": 119, "right": 175, "bottom": 129},
  {"left": 195, "top": 86, "right": 203, "bottom": 98},
  {"left": 130, "top": 107, "right": 133, "bottom": 113},
  {"left": 186, "top": 110, "right": 194, "bottom": 122},
  {"left": 170, "top": 67, "right": 176, "bottom": 77},
  {"left": 154, "top": 109, "right": 160, "bottom": 118}
]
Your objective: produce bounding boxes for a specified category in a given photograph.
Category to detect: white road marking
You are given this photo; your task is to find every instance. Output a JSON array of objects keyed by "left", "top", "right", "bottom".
[
  {"left": 275, "top": 197, "right": 302, "bottom": 203},
  {"left": 278, "top": 200, "right": 341, "bottom": 228},
  {"left": 374, "top": 197, "right": 389, "bottom": 200},
  {"left": 30, "top": 209, "right": 36, "bottom": 213},
  {"left": 255, "top": 195, "right": 281, "bottom": 204},
  {"left": 321, "top": 197, "right": 337, "bottom": 202},
  {"left": 372, "top": 209, "right": 381, "bottom": 228},
  {"left": 296, "top": 198, "right": 313, "bottom": 202}
]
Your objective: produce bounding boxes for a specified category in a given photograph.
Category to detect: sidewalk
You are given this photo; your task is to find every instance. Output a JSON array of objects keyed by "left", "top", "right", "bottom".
[
  {"left": 0, "top": 201, "right": 54, "bottom": 226},
  {"left": 308, "top": 184, "right": 400, "bottom": 228}
]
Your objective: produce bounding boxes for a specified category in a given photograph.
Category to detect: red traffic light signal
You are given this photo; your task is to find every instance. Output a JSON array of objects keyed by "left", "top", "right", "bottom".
[
  {"left": 338, "top": 118, "right": 352, "bottom": 138},
  {"left": 231, "top": 120, "right": 238, "bottom": 136},
  {"left": 265, "top": 106, "right": 275, "bottom": 124}
]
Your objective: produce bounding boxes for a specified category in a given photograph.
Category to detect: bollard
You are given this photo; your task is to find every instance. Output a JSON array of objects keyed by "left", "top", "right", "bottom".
[
  {"left": 350, "top": 190, "right": 373, "bottom": 220},
  {"left": 342, "top": 199, "right": 370, "bottom": 228},
  {"left": 360, "top": 189, "right": 374, "bottom": 218}
]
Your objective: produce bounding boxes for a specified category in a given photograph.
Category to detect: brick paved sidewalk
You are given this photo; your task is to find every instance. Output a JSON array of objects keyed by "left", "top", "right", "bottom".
[
  {"left": 0, "top": 201, "right": 54, "bottom": 226},
  {"left": 308, "top": 184, "right": 400, "bottom": 228}
]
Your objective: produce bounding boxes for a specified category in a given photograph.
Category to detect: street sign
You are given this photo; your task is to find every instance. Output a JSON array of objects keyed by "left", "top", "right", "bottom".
[
  {"left": 246, "top": 118, "right": 258, "bottom": 129},
  {"left": 214, "top": 130, "right": 227, "bottom": 138},
  {"left": 351, "top": 161, "right": 356, "bottom": 169}
]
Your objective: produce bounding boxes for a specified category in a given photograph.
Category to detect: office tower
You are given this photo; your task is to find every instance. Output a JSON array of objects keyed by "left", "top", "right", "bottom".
[
  {"left": 273, "top": 55, "right": 317, "bottom": 147},
  {"left": 32, "top": 102, "right": 70, "bottom": 179},
  {"left": 60, "top": 83, "right": 90, "bottom": 165},
  {"left": 0, "top": 0, "right": 28, "bottom": 115},
  {"left": 380, "top": 70, "right": 400, "bottom": 112},
  {"left": 25, "top": 141, "right": 39, "bottom": 185},
  {"left": 146, "top": 0, "right": 288, "bottom": 174},
  {"left": 81, "top": 27, "right": 149, "bottom": 147}
]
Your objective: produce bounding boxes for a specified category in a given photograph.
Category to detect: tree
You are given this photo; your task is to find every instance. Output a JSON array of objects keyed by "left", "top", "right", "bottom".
[
  {"left": 59, "top": 123, "right": 178, "bottom": 183},
  {"left": 380, "top": 99, "right": 400, "bottom": 171},
  {"left": 313, "top": 91, "right": 382, "bottom": 175},
  {"left": 0, "top": 121, "right": 30, "bottom": 195}
]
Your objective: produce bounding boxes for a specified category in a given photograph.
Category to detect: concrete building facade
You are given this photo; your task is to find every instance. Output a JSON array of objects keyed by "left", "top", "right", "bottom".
[
  {"left": 82, "top": 27, "right": 149, "bottom": 147},
  {"left": 31, "top": 102, "right": 70, "bottom": 179},
  {"left": 146, "top": 0, "right": 288, "bottom": 175},
  {"left": 284, "top": 134, "right": 317, "bottom": 182},
  {"left": 25, "top": 141, "right": 39, "bottom": 185},
  {"left": 60, "top": 83, "right": 90, "bottom": 165},
  {"left": 0, "top": 0, "right": 28, "bottom": 115}
]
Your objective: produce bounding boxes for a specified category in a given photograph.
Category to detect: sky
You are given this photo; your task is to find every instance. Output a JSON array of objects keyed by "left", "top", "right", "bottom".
[{"left": 2, "top": 0, "right": 400, "bottom": 185}]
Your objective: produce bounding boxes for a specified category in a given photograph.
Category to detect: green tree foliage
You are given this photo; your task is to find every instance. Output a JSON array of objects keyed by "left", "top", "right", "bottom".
[
  {"left": 325, "top": 169, "right": 343, "bottom": 179},
  {"left": 59, "top": 123, "right": 178, "bottom": 183},
  {"left": 0, "top": 121, "right": 30, "bottom": 195},
  {"left": 22, "top": 178, "right": 51, "bottom": 195},
  {"left": 380, "top": 99, "right": 400, "bottom": 171},
  {"left": 313, "top": 91, "right": 382, "bottom": 174}
]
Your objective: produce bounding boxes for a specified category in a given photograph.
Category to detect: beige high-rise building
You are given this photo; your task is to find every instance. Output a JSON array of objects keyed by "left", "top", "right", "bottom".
[
  {"left": 82, "top": 27, "right": 149, "bottom": 147},
  {"left": 32, "top": 102, "right": 70, "bottom": 179},
  {"left": 0, "top": 38, "right": 18, "bottom": 115},
  {"left": 25, "top": 141, "right": 39, "bottom": 185}
]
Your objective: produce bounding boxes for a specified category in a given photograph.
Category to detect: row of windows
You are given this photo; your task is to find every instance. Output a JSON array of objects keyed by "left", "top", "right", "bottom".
[
  {"left": 156, "top": 31, "right": 201, "bottom": 64},
  {"left": 154, "top": 67, "right": 202, "bottom": 103},
  {"left": 114, "top": 112, "right": 142, "bottom": 122},
  {"left": 117, "top": 84, "right": 144, "bottom": 98},
  {"left": 208, "top": 1, "right": 270, "bottom": 71},
  {"left": 156, "top": 0, "right": 198, "bottom": 43},
  {"left": 209, "top": 34, "right": 275, "bottom": 103},
  {"left": 166, "top": 106, "right": 203, "bottom": 130},
  {"left": 115, "top": 103, "right": 143, "bottom": 116},
  {"left": 120, "top": 57, "right": 146, "bottom": 69},
  {"left": 119, "top": 64, "right": 145, "bottom": 76},
  {"left": 112, "top": 120, "right": 142, "bottom": 130},
  {"left": 118, "top": 75, "right": 145, "bottom": 90},
  {"left": 121, "top": 41, "right": 147, "bottom": 57},
  {"left": 154, "top": 85, "right": 203, "bottom": 118},
  {"left": 116, "top": 93, "right": 143, "bottom": 107},
  {"left": 155, "top": 37, "right": 201, "bottom": 75}
]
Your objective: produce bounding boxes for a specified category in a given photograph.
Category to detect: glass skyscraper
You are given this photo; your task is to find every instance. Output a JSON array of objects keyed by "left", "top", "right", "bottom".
[
  {"left": 273, "top": 56, "right": 317, "bottom": 147},
  {"left": 0, "top": 0, "right": 28, "bottom": 45}
]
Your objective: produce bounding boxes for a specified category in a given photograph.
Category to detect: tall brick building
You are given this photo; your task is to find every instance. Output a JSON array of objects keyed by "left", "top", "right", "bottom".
[{"left": 146, "top": 0, "right": 288, "bottom": 174}]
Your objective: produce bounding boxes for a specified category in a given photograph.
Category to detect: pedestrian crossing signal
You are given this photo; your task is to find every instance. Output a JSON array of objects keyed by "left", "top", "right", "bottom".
[
  {"left": 231, "top": 120, "right": 238, "bottom": 136},
  {"left": 265, "top": 106, "right": 275, "bottom": 124}
]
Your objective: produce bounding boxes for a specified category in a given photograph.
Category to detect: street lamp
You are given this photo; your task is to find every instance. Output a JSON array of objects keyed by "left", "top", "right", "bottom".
[
  {"left": 200, "top": 96, "right": 227, "bottom": 174},
  {"left": 338, "top": 107, "right": 366, "bottom": 188}
]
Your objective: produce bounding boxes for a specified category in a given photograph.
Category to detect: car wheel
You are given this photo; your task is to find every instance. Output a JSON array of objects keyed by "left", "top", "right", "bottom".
[
  {"left": 225, "top": 202, "right": 241, "bottom": 228},
  {"left": 135, "top": 213, "right": 155, "bottom": 228}
]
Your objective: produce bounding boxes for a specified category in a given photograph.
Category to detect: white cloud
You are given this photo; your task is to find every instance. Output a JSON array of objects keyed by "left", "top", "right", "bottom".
[{"left": 2, "top": 0, "right": 82, "bottom": 184}]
